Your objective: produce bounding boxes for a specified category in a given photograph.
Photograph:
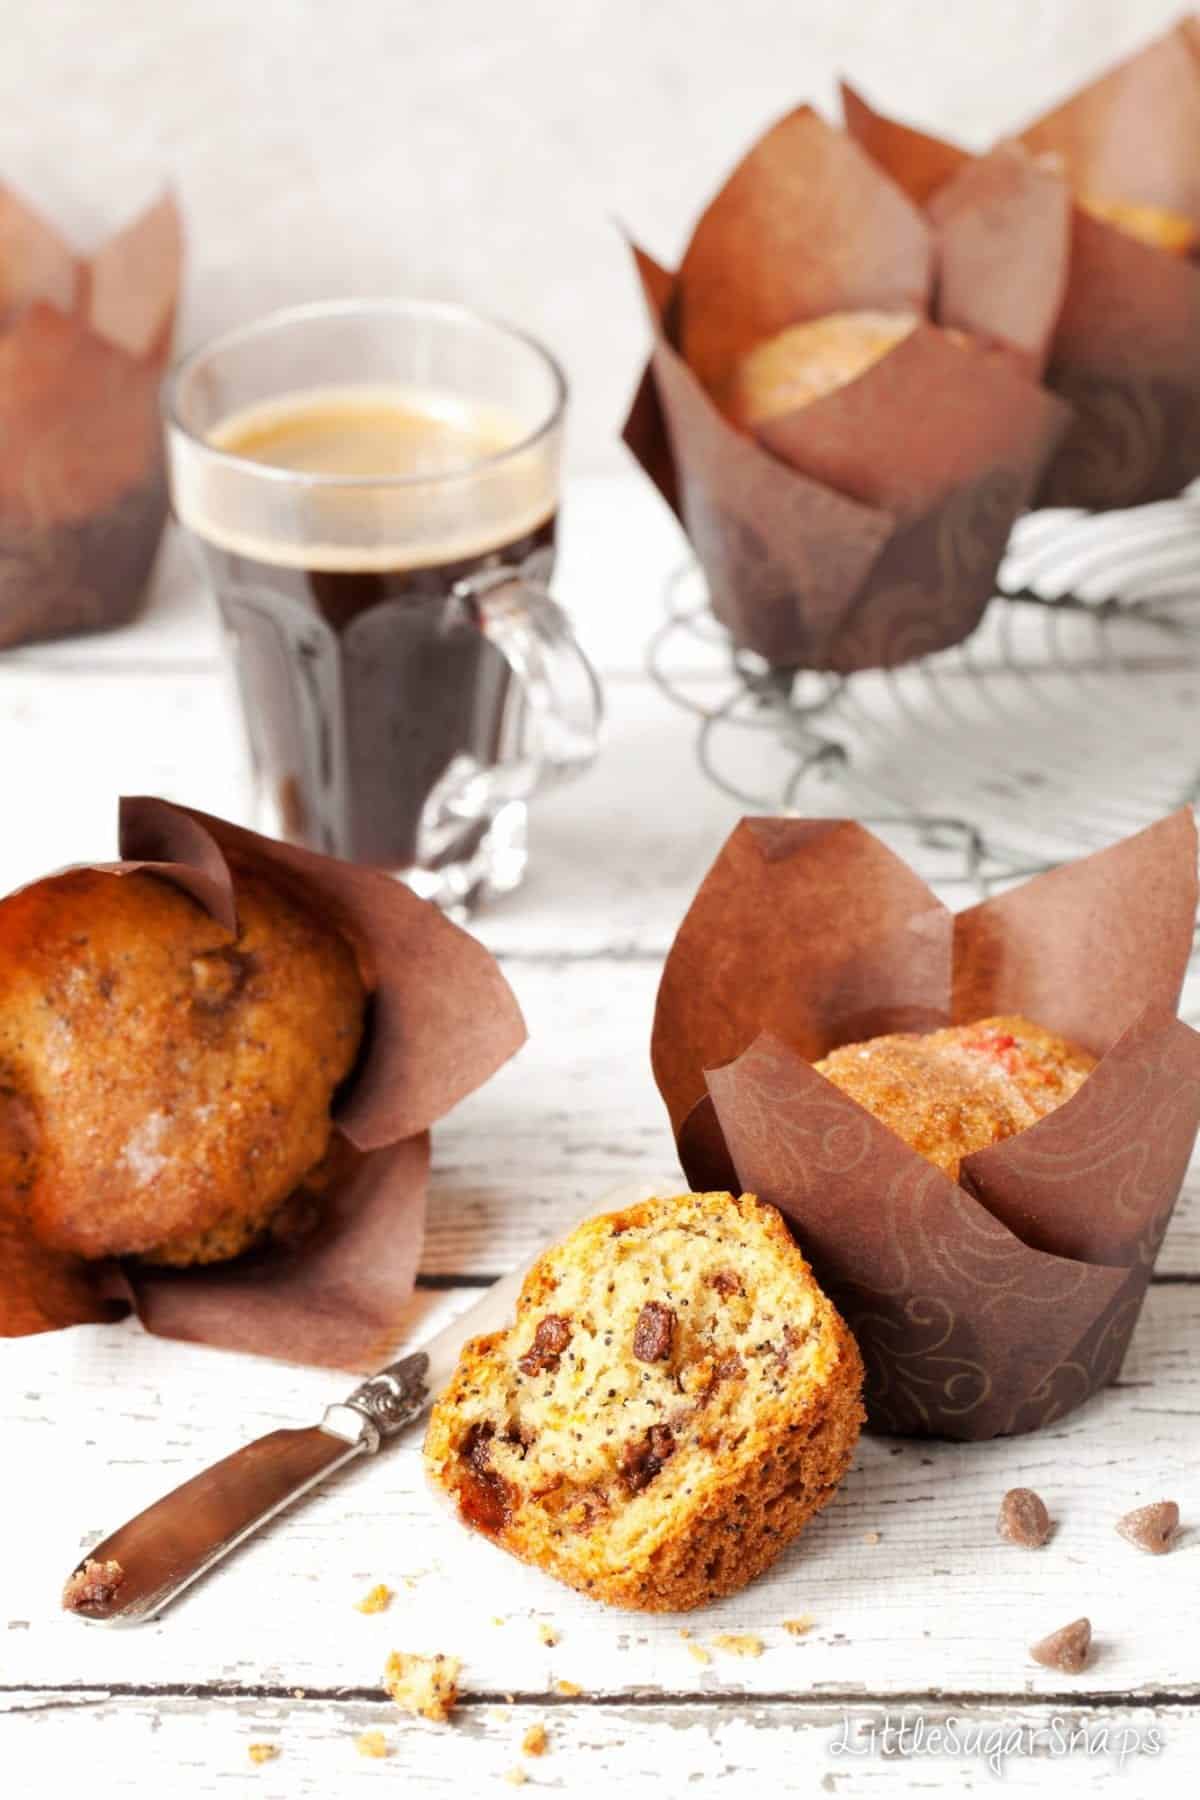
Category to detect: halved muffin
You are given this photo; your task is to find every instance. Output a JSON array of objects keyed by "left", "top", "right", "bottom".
[{"left": 424, "top": 1190, "right": 864, "bottom": 1611}]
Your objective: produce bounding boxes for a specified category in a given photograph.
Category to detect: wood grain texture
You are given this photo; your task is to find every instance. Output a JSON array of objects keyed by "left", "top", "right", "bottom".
[
  {"left": 2, "top": 473, "right": 1199, "bottom": 1797},
  {"left": 1, "top": 1693, "right": 1193, "bottom": 1796},
  {"left": 4, "top": 1283, "right": 1198, "bottom": 1700}
]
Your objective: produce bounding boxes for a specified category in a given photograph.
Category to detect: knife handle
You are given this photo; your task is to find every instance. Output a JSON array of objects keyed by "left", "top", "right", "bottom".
[{"left": 322, "top": 1349, "right": 432, "bottom": 1450}]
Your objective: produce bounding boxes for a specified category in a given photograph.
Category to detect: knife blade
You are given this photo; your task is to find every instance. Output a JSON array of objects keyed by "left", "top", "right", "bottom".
[{"left": 62, "top": 1180, "right": 664, "bottom": 1624}]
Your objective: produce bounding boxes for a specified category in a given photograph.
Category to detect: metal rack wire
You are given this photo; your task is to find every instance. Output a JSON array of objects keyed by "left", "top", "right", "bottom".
[{"left": 648, "top": 495, "right": 1200, "bottom": 903}]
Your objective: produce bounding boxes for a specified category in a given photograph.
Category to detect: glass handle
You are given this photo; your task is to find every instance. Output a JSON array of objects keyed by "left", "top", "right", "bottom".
[{"left": 458, "top": 567, "right": 604, "bottom": 796}]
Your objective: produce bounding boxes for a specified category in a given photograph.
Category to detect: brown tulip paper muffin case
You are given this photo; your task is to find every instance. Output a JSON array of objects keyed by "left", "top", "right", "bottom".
[
  {"left": 622, "top": 107, "right": 1070, "bottom": 673},
  {"left": 651, "top": 812, "right": 1200, "bottom": 1439},
  {"left": 0, "top": 188, "right": 181, "bottom": 648},
  {"left": 0, "top": 798, "right": 526, "bottom": 1371},
  {"left": 844, "top": 16, "right": 1200, "bottom": 510}
]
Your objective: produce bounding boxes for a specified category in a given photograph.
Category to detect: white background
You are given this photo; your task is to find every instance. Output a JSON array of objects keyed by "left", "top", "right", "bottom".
[{"left": 0, "top": 0, "right": 1183, "bottom": 470}]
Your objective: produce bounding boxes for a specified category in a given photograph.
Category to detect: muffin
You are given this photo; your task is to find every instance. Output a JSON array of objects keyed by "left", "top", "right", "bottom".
[
  {"left": 425, "top": 1190, "right": 864, "bottom": 1611},
  {"left": 724, "top": 309, "right": 919, "bottom": 429},
  {"left": 814, "top": 1013, "right": 1096, "bottom": 1180},
  {"left": 0, "top": 864, "right": 365, "bottom": 1266},
  {"left": 1077, "top": 194, "right": 1197, "bottom": 256}
]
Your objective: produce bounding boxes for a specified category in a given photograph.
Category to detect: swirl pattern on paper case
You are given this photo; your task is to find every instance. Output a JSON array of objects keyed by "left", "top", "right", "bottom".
[{"left": 652, "top": 813, "right": 1200, "bottom": 1439}]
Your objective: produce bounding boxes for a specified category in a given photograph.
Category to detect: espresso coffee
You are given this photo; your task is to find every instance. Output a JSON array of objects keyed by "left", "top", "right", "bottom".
[{"left": 181, "top": 386, "right": 558, "bottom": 871}]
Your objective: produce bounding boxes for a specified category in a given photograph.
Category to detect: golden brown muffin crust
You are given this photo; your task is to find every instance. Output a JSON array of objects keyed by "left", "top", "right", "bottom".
[
  {"left": 0, "top": 865, "right": 365, "bottom": 1264},
  {"left": 724, "top": 310, "right": 920, "bottom": 429},
  {"left": 814, "top": 1013, "right": 1096, "bottom": 1180},
  {"left": 425, "top": 1191, "right": 864, "bottom": 1612},
  {"left": 1078, "top": 194, "right": 1197, "bottom": 256}
]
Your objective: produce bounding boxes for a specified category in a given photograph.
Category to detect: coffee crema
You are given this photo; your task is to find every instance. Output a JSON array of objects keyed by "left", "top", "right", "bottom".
[
  {"left": 183, "top": 384, "right": 557, "bottom": 574},
  {"left": 184, "top": 384, "right": 560, "bottom": 870}
]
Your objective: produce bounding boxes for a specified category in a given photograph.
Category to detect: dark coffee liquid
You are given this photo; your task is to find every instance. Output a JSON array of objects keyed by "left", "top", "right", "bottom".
[{"left": 190, "top": 390, "right": 557, "bottom": 870}]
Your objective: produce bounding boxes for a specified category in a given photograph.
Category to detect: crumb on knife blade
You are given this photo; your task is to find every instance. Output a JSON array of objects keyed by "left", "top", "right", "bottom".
[{"left": 62, "top": 1558, "right": 125, "bottom": 1615}]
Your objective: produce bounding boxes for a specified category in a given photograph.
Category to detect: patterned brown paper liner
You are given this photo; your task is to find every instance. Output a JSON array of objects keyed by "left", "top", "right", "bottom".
[
  {"left": 0, "top": 798, "right": 527, "bottom": 1371},
  {"left": 0, "top": 188, "right": 181, "bottom": 649},
  {"left": 623, "top": 108, "right": 1070, "bottom": 672},
  {"left": 651, "top": 812, "right": 1200, "bottom": 1438},
  {"left": 844, "top": 20, "right": 1200, "bottom": 510}
]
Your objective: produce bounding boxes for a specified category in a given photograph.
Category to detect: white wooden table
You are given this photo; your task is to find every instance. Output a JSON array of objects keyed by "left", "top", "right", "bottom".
[{"left": 2, "top": 475, "right": 1198, "bottom": 1796}]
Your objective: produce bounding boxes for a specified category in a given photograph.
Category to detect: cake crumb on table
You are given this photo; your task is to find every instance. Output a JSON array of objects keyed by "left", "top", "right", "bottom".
[
  {"left": 292, "top": 1688, "right": 306, "bottom": 1699},
  {"left": 521, "top": 1722, "right": 549, "bottom": 1757},
  {"left": 355, "top": 1584, "right": 393, "bottom": 1615},
  {"left": 712, "top": 1633, "right": 764, "bottom": 1658},
  {"left": 783, "top": 1615, "right": 815, "bottom": 1636},
  {"left": 384, "top": 1650, "right": 462, "bottom": 1723},
  {"left": 355, "top": 1730, "right": 390, "bottom": 1759},
  {"left": 863, "top": 1531, "right": 881, "bottom": 1545},
  {"left": 686, "top": 1641, "right": 712, "bottom": 1667},
  {"left": 248, "top": 1744, "right": 279, "bottom": 1766},
  {"left": 503, "top": 1770, "right": 527, "bottom": 1787},
  {"left": 536, "top": 1622, "right": 559, "bottom": 1647},
  {"left": 489, "top": 1707, "right": 511, "bottom": 1724},
  {"left": 554, "top": 1678, "right": 583, "bottom": 1696}
]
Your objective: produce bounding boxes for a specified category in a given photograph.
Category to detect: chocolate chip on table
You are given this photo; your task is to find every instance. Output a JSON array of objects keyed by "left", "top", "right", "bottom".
[
  {"left": 998, "top": 1487, "right": 1052, "bottom": 1548},
  {"left": 633, "top": 1301, "right": 676, "bottom": 1362},
  {"left": 518, "top": 1313, "right": 572, "bottom": 1376},
  {"left": 1030, "top": 1617, "right": 1092, "bottom": 1674},
  {"left": 1116, "top": 1500, "right": 1179, "bottom": 1555}
]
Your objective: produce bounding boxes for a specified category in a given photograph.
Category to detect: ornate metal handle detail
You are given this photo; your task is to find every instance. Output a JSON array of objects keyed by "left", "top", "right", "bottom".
[{"left": 321, "top": 1351, "right": 432, "bottom": 1453}]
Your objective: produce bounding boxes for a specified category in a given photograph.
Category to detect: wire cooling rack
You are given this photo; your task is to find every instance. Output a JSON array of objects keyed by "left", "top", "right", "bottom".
[{"left": 648, "top": 494, "right": 1200, "bottom": 901}]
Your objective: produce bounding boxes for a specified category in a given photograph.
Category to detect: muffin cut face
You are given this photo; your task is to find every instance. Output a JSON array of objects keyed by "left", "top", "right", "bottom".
[
  {"left": 0, "top": 864, "right": 365, "bottom": 1265},
  {"left": 814, "top": 1013, "right": 1096, "bottom": 1181},
  {"left": 425, "top": 1191, "right": 864, "bottom": 1611}
]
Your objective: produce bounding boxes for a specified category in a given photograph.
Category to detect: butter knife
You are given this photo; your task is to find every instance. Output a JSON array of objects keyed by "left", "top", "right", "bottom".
[
  {"left": 61, "top": 1258, "right": 528, "bottom": 1626},
  {"left": 62, "top": 1181, "right": 663, "bottom": 1625}
]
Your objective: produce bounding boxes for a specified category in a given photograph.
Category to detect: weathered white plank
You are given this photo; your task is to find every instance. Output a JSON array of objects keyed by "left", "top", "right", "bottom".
[
  {"left": 0, "top": 659, "right": 742, "bottom": 953},
  {"left": 1, "top": 649, "right": 1195, "bottom": 959},
  {"left": 4, "top": 1284, "right": 1198, "bottom": 1699},
  {"left": 0, "top": 1693, "right": 1190, "bottom": 1799},
  {"left": 424, "top": 957, "right": 1200, "bottom": 1277}
]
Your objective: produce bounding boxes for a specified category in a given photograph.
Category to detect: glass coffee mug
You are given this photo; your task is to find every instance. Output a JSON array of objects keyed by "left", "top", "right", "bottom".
[{"left": 164, "top": 299, "right": 602, "bottom": 909}]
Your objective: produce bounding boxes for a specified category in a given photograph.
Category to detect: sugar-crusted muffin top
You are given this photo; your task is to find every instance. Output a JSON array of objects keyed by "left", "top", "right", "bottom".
[
  {"left": 814, "top": 1013, "right": 1096, "bottom": 1180},
  {"left": 0, "top": 865, "right": 364, "bottom": 1265},
  {"left": 724, "top": 309, "right": 921, "bottom": 429}
]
